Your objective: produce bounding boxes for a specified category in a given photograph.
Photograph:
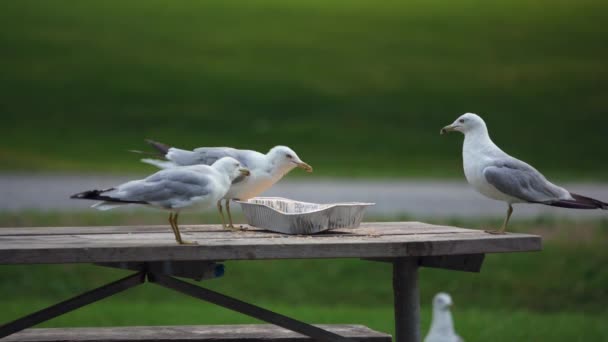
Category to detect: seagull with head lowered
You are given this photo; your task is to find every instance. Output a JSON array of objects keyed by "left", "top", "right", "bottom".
[
  {"left": 424, "top": 293, "right": 463, "bottom": 342},
  {"left": 441, "top": 113, "right": 607, "bottom": 234},
  {"left": 71, "top": 157, "right": 250, "bottom": 244},
  {"left": 133, "top": 139, "right": 313, "bottom": 229}
]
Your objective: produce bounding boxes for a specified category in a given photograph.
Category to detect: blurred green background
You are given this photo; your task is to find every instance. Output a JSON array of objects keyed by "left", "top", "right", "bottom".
[
  {"left": 1, "top": 0, "right": 607, "bottom": 178},
  {"left": 2, "top": 0, "right": 608, "bottom": 341}
]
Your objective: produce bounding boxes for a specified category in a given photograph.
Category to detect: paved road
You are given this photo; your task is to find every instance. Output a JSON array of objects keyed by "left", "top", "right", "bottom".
[{"left": 2, "top": 173, "right": 608, "bottom": 220}]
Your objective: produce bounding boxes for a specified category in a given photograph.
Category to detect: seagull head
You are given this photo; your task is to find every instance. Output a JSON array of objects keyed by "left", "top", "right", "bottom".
[
  {"left": 212, "top": 157, "right": 250, "bottom": 181},
  {"left": 267, "top": 146, "right": 313, "bottom": 173},
  {"left": 433, "top": 292, "right": 454, "bottom": 311},
  {"left": 441, "top": 113, "right": 486, "bottom": 135}
]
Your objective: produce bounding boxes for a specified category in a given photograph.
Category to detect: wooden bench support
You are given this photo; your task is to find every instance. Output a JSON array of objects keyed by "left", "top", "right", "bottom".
[
  {"left": 419, "top": 254, "right": 484, "bottom": 273},
  {"left": 4, "top": 324, "right": 392, "bottom": 341},
  {"left": 0, "top": 272, "right": 145, "bottom": 339},
  {"left": 96, "top": 261, "right": 224, "bottom": 281},
  {"left": 1, "top": 267, "right": 361, "bottom": 341},
  {"left": 364, "top": 253, "right": 485, "bottom": 273},
  {"left": 148, "top": 273, "right": 355, "bottom": 342}
]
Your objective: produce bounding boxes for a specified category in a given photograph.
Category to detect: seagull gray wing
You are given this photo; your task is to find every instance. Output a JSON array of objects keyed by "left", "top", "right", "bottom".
[
  {"left": 483, "top": 158, "right": 568, "bottom": 203},
  {"left": 189, "top": 147, "right": 256, "bottom": 166},
  {"left": 112, "top": 168, "right": 212, "bottom": 209},
  {"left": 187, "top": 147, "right": 259, "bottom": 184},
  {"left": 141, "top": 147, "right": 244, "bottom": 170}
]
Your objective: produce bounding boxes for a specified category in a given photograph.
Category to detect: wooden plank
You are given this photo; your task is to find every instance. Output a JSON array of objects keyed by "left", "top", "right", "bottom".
[
  {"left": 0, "top": 222, "right": 478, "bottom": 237},
  {"left": 4, "top": 325, "right": 392, "bottom": 341},
  {"left": 0, "top": 223, "right": 542, "bottom": 265},
  {"left": 0, "top": 230, "right": 491, "bottom": 247},
  {"left": 0, "top": 233, "right": 541, "bottom": 264},
  {"left": 0, "top": 225, "right": 244, "bottom": 236}
]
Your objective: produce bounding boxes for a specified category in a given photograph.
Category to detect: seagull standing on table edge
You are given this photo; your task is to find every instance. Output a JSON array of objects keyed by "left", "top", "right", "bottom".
[
  {"left": 71, "top": 157, "right": 250, "bottom": 245},
  {"left": 132, "top": 139, "right": 313, "bottom": 229},
  {"left": 441, "top": 113, "right": 607, "bottom": 234}
]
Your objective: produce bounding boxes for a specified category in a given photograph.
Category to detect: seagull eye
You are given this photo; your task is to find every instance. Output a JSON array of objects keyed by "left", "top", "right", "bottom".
[
  {"left": 286, "top": 154, "right": 293, "bottom": 159},
  {"left": 459, "top": 119, "right": 465, "bottom": 123}
]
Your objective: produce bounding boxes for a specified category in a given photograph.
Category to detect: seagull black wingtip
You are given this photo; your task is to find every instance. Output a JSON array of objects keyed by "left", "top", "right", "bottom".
[
  {"left": 145, "top": 139, "right": 172, "bottom": 155},
  {"left": 70, "top": 188, "right": 146, "bottom": 204},
  {"left": 546, "top": 193, "right": 608, "bottom": 210},
  {"left": 70, "top": 189, "right": 109, "bottom": 200}
]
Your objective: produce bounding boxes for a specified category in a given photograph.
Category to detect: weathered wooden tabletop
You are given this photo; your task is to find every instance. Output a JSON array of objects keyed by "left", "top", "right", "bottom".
[{"left": 0, "top": 222, "right": 541, "bottom": 264}]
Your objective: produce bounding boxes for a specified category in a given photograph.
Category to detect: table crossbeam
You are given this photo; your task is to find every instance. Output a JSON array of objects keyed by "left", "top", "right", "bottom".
[
  {"left": 0, "top": 272, "right": 145, "bottom": 338},
  {"left": 148, "top": 273, "right": 356, "bottom": 342}
]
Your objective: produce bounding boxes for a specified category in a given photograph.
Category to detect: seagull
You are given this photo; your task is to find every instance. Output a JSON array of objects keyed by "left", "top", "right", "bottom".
[
  {"left": 441, "top": 113, "right": 607, "bottom": 234},
  {"left": 424, "top": 293, "right": 463, "bottom": 342},
  {"left": 132, "top": 139, "right": 313, "bottom": 229},
  {"left": 71, "top": 157, "right": 250, "bottom": 245}
]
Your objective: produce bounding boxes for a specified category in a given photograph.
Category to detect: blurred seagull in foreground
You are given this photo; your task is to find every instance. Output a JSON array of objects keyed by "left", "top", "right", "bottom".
[
  {"left": 424, "top": 293, "right": 463, "bottom": 342},
  {"left": 441, "top": 113, "right": 607, "bottom": 234},
  {"left": 71, "top": 157, "right": 250, "bottom": 244},
  {"left": 132, "top": 139, "right": 313, "bottom": 229}
]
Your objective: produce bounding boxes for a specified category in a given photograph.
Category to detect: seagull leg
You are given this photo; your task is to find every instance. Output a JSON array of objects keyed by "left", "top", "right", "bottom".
[
  {"left": 217, "top": 200, "right": 227, "bottom": 229},
  {"left": 486, "top": 204, "right": 513, "bottom": 235},
  {"left": 168, "top": 213, "right": 181, "bottom": 244},
  {"left": 226, "top": 199, "right": 238, "bottom": 230},
  {"left": 173, "top": 212, "right": 197, "bottom": 245}
]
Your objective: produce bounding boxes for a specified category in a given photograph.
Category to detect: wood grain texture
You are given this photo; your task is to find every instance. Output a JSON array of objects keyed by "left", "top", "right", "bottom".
[
  {"left": 0, "top": 222, "right": 541, "bottom": 265},
  {"left": 4, "top": 324, "right": 392, "bottom": 341}
]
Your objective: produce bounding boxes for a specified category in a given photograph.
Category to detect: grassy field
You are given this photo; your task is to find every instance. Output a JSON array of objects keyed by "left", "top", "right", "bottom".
[
  {"left": 1, "top": 213, "right": 607, "bottom": 341},
  {"left": 1, "top": 0, "right": 608, "bottom": 178}
]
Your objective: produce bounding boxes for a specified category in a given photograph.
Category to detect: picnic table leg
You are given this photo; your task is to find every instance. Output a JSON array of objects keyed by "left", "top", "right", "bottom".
[{"left": 393, "top": 258, "right": 420, "bottom": 342}]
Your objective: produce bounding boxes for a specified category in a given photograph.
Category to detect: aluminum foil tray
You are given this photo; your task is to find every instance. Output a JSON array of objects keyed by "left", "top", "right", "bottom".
[{"left": 237, "top": 197, "right": 374, "bottom": 235}]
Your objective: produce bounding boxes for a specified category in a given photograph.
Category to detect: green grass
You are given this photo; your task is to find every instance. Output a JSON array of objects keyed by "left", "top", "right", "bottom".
[
  {"left": 2, "top": 301, "right": 607, "bottom": 341},
  {"left": 1, "top": 213, "right": 608, "bottom": 341},
  {"left": 1, "top": 0, "right": 608, "bottom": 178}
]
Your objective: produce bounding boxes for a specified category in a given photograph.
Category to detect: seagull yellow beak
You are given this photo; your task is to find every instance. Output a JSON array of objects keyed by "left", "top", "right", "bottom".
[
  {"left": 295, "top": 161, "right": 313, "bottom": 173},
  {"left": 440, "top": 124, "right": 459, "bottom": 135},
  {"left": 239, "top": 168, "right": 251, "bottom": 176}
]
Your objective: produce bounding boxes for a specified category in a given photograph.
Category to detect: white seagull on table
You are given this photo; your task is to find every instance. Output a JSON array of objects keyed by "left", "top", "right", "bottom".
[
  {"left": 424, "top": 293, "right": 463, "bottom": 342},
  {"left": 71, "top": 157, "right": 250, "bottom": 245},
  {"left": 132, "top": 139, "right": 313, "bottom": 229},
  {"left": 441, "top": 113, "right": 607, "bottom": 234}
]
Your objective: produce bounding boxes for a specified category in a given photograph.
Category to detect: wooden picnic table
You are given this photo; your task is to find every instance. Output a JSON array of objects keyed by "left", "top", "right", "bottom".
[{"left": 0, "top": 222, "right": 541, "bottom": 342}]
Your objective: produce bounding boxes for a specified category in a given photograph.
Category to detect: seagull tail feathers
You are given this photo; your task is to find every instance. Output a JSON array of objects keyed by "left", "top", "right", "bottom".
[
  {"left": 91, "top": 202, "right": 126, "bottom": 211},
  {"left": 141, "top": 158, "right": 176, "bottom": 169},
  {"left": 127, "top": 149, "right": 163, "bottom": 157},
  {"left": 546, "top": 193, "right": 608, "bottom": 210},
  {"left": 145, "top": 139, "right": 172, "bottom": 155},
  {"left": 128, "top": 139, "right": 172, "bottom": 161},
  {"left": 70, "top": 188, "right": 115, "bottom": 200},
  {"left": 70, "top": 188, "right": 147, "bottom": 208}
]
